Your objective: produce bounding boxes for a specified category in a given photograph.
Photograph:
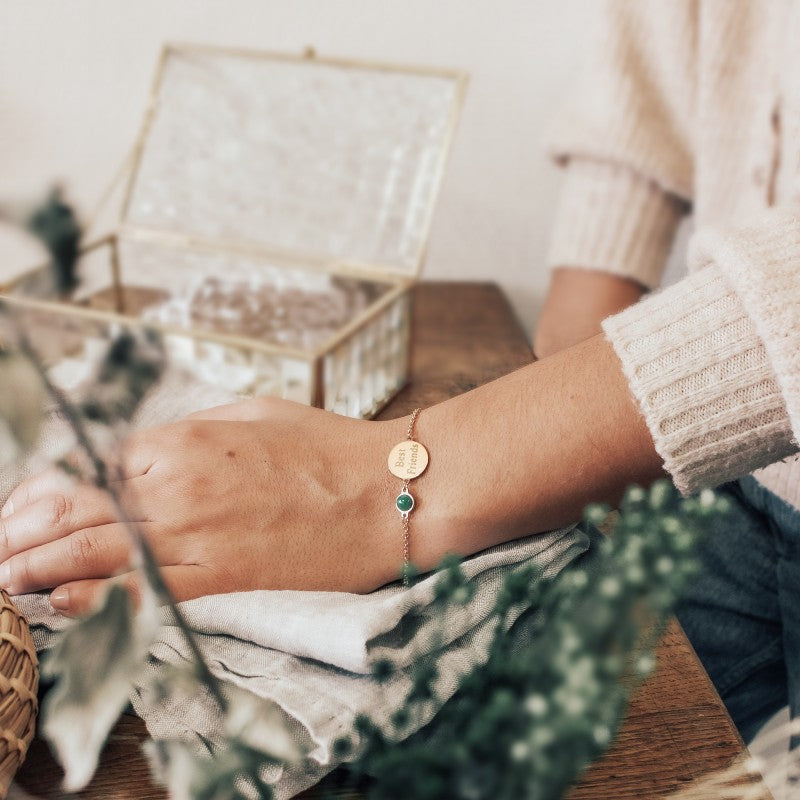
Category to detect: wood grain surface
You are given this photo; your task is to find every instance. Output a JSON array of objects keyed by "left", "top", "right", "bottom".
[{"left": 15, "top": 283, "right": 763, "bottom": 799}]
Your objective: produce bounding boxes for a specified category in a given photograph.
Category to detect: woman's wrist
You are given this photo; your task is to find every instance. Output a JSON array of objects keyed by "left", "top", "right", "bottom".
[
  {"left": 356, "top": 412, "right": 461, "bottom": 585},
  {"left": 534, "top": 267, "right": 646, "bottom": 358},
  {"left": 381, "top": 335, "right": 665, "bottom": 573},
  {"left": 343, "top": 415, "right": 419, "bottom": 587},
  {"left": 356, "top": 332, "right": 665, "bottom": 589}
]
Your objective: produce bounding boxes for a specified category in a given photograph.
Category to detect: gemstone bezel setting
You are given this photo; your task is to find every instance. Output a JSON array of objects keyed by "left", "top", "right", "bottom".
[{"left": 396, "top": 491, "right": 414, "bottom": 514}]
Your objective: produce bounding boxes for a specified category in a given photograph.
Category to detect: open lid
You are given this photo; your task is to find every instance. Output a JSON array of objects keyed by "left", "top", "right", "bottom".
[{"left": 121, "top": 44, "right": 467, "bottom": 279}]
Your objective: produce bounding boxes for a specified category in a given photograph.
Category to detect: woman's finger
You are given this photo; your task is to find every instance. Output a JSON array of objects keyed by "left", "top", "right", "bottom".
[
  {"left": 0, "top": 522, "right": 147, "bottom": 596},
  {"left": 50, "top": 572, "right": 144, "bottom": 618},
  {"left": 2, "top": 447, "right": 144, "bottom": 519},
  {"left": 50, "top": 563, "right": 232, "bottom": 617},
  {"left": 0, "top": 485, "right": 131, "bottom": 561},
  {"left": 2, "top": 466, "right": 77, "bottom": 519}
]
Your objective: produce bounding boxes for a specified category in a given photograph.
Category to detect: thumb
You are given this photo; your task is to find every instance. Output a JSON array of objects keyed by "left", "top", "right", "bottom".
[{"left": 49, "top": 565, "right": 228, "bottom": 617}]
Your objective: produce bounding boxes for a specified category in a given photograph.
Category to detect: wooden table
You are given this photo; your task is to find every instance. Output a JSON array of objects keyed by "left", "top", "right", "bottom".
[{"left": 16, "top": 283, "right": 763, "bottom": 799}]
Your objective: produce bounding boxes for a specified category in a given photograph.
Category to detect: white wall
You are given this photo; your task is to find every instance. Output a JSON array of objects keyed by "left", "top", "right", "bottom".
[{"left": 0, "top": 0, "right": 599, "bottom": 337}]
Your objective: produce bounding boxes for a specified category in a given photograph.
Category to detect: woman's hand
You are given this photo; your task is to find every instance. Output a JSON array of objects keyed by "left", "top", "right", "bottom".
[
  {"left": 0, "top": 334, "right": 666, "bottom": 617},
  {"left": 0, "top": 397, "right": 413, "bottom": 615}
]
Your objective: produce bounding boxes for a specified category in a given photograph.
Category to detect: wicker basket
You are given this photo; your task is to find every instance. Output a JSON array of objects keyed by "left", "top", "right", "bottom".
[{"left": 0, "top": 591, "right": 38, "bottom": 798}]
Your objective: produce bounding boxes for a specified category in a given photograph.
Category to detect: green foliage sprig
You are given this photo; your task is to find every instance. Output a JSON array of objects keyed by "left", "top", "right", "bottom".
[
  {"left": 26, "top": 187, "right": 81, "bottom": 295},
  {"left": 333, "top": 483, "right": 729, "bottom": 800}
]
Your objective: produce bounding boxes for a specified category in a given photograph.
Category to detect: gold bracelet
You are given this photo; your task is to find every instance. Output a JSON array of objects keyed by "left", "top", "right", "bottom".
[{"left": 387, "top": 408, "right": 429, "bottom": 586}]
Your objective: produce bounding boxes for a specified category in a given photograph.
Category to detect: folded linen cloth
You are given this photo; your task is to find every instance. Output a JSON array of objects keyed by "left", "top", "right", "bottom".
[{"left": 4, "top": 370, "right": 589, "bottom": 797}]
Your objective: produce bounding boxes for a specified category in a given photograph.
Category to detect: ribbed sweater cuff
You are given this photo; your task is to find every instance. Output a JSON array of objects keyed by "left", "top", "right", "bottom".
[
  {"left": 689, "top": 211, "right": 800, "bottom": 443},
  {"left": 547, "top": 159, "right": 686, "bottom": 290},
  {"left": 603, "top": 265, "right": 796, "bottom": 494}
]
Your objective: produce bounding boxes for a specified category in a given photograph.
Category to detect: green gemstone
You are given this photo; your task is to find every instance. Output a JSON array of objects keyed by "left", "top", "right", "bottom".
[{"left": 396, "top": 492, "right": 414, "bottom": 513}]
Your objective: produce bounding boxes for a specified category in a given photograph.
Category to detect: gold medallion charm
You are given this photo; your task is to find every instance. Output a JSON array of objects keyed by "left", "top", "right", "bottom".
[
  {"left": 388, "top": 408, "right": 426, "bottom": 587},
  {"left": 388, "top": 440, "right": 429, "bottom": 480}
]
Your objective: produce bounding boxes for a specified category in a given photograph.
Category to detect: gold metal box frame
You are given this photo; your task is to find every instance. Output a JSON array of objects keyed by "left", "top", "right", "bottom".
[{"left": 1, "top": 43, "right": 467, "bottom": 418}]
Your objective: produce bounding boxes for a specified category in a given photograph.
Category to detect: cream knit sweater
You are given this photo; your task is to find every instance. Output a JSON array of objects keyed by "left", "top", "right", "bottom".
[{"left": 547, "top": 0, "right": 800, "bottom": 507}]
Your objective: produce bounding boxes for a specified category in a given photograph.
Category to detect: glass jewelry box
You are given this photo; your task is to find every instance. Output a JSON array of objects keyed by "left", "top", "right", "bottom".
[{"left": 1, "top": 44, "right": 466, "bottom": 418}]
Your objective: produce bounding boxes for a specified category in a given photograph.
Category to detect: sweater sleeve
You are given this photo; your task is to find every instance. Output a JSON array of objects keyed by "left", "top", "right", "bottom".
[
  {"left": 547, "top": 159, "right": 686, "bottom": 289},
  {"left": 546, "top": 0, "right": 697, "bottom": 288},
  {"left": 602, "top": 208, "right": 800, "bottom": 494}
]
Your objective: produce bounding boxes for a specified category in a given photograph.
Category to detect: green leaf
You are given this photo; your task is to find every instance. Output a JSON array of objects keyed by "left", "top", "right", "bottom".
[
  {"left": 26, "top": 187, "right": 81, "bottom": 294},
  {"left": 370, "top": 658, "right": 395, "bottom": 684},
  {"left": 143, "top": 682, "right": 304, "bottom": 800},
  {"left": 344, "top": 484, "right": 718, "bottom": 800},
  {"left": 81, "top": 329, "right": 165, "bottom": 423},
  {"left": 0, "top": 351, "right": 46, "bottom": 467},
  {"left": 147, "top": 737, "right": 277, "bottom": 800},
  {"left": 41, "top": 583, "right": 157, "bottom": 791},
  {"left": 223, "top": 686, "right": 302, "bottom": 764}
]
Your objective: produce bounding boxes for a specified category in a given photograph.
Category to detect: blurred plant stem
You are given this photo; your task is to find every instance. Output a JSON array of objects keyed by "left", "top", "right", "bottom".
[{"left": 2, "top": 302, "right": 228, "bottom": 714}]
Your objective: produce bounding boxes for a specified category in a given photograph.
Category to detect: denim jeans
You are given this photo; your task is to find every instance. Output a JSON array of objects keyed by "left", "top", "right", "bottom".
[{"left": 676, "top": 476, "right": 800, "bottom": 743}]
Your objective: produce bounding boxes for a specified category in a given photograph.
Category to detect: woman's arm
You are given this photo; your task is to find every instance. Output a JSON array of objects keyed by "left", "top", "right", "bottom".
[
  {"left": 0, "top": 332, "right": 661, "bottom": 615},
  {"left": 538, "top": 0, "right": 696, "bottom": 356},
  {"left": 534, "top": 268, "right": 645, "bottom": 358},
  {"left": 1, "top": 210, "right": 797, "bottom": 616}
]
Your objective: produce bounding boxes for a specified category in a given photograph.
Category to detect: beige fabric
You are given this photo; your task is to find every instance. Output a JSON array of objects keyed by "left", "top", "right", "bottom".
[{"left": 548, "top": 0, "right": 800, "bottom": 503}]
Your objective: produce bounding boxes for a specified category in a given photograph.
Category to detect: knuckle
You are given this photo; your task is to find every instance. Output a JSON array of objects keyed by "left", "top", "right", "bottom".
[
  {"left": 177, "top": 420, "right": 208, "bottom": 446},
  {"left": 120, "top": 432, "right": 149, "bottom": 475},
  {"left": 68, "top": 531, "right": 102, "bottom": 570},
  {"left": 49, "top": 493, "right": 74, "bottom": 530}
]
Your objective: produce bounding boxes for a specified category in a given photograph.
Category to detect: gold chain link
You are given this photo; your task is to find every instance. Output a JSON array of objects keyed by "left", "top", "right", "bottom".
[{"left": 400, "top": 408, "right": 421, "bottom": 586}]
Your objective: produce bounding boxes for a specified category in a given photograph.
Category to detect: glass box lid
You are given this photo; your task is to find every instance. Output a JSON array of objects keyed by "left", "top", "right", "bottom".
[{"left": 121, "top": 44, "right": 467, "bottom": 278}]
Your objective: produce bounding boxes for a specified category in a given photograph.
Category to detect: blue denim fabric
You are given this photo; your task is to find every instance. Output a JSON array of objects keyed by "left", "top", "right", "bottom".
[{"left": 676, "top": 476, "right": 800, "bottom": 743}]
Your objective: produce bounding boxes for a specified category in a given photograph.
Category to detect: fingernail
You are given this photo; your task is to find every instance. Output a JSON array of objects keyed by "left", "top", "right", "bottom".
[
  {"left": 1, "top": 501, "right": 12, "bottom": 519},
  {"left": 0, "top": 562, "right": 10, "bottom": 591},
  {"left": 50, "top": 588, "right": 70, "bottom": 611}
]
